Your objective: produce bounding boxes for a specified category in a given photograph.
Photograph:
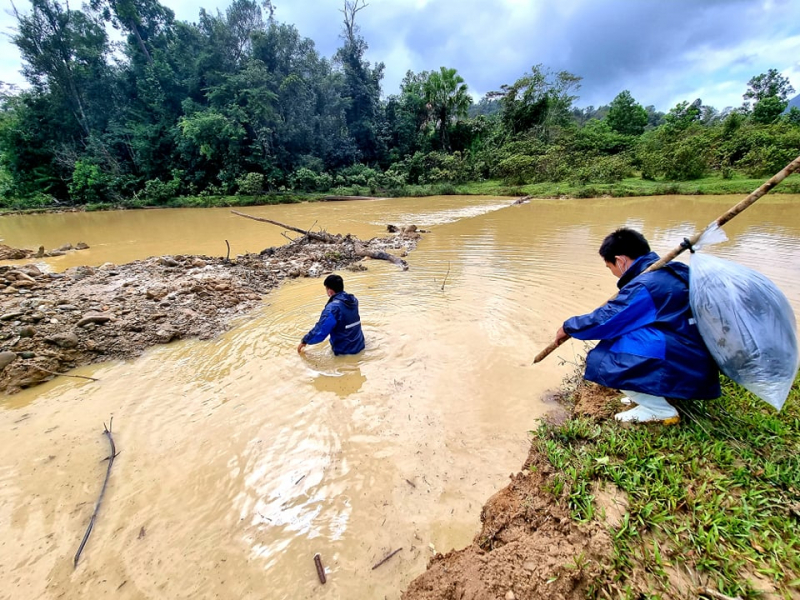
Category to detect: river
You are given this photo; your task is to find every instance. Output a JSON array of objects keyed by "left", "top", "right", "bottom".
[{"left": 1, "top": 194, "right": 799, "bottom": 599}]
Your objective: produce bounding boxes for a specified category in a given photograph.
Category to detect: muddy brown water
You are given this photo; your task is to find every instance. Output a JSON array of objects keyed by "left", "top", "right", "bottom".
[{"left": 1, "top": 195, "right": 800, "bottom": 599}]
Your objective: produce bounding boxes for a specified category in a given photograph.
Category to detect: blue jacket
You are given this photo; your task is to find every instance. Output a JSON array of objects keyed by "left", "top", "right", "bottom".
[
  {"left": 563, "top": 252, "right": 720, "bottom": 400},
  {"left": 302, "top": 291, "right": 365, "bottom": 355}
]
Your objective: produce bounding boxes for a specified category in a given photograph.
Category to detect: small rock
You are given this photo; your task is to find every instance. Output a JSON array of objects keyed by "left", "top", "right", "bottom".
[
  {"left": 0, "top": 351, "right": 17, "bottom": 370},
  {"left": 18, "top": 351, "right": 35, "bottom": 359},
  {"left": 160, "top": 256, "right": 180, "bottom": 267},
  {"left": 46, "top": 250, "right": 66, "bottom": 257},
  {"left": 56, "top": 304, "right": 77, "bottom": 311},
  {"left": 146, "top": 288, "right": 167, "bottom": 300},
  {"left": 505, "top": 592, "right": 516, "bottom": 600},
  {"left": 18, "top": 326, "right": 36, "bottom": 338},
  {"left": 191, "top": 258, "right": 207, "bottom": 268},
  {"left": 77, "top": 313, "right": 112, "bottom": 327},
  {"left": 50, "top": 318, "right": 58, "bottom": 324},
  {"left": 57, "top": 243, "right": 73, "bottom": 252},
  {"left": 45, "top": 332, "right": 79, "bottom": 349},
  {"left": 76, "top": 242, "right": 90, "bottom": 250},
  {"left": 99, "top": 262, "right": 116, "bottom": 270},
  {"left": 0, "top": 311, "right": 24, "bottom": 321},
  {"left": 155, "top": 329, "right": 175, "bottom": 343}
]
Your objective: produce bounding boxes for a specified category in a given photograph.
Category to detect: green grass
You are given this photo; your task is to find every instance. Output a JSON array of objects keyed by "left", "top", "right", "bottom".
[
  {"left": 533, "top": 375, "right": 800, "bottom": 598},
  {"left": 459, "top": 173, "right": 800, "bottom": 199}
]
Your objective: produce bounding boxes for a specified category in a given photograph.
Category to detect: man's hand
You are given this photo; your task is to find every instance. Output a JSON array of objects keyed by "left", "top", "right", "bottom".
[
  {"left": 297, "top": 342, "right": 307, "bottom": 354},
  {"left": 555, "top": 326, "right": 569, "bottom": 343}
]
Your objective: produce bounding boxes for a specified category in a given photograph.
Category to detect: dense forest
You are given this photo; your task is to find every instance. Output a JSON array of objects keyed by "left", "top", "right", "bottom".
[{"left": 1, "top": 0, "right": 799, "bottom": 208}]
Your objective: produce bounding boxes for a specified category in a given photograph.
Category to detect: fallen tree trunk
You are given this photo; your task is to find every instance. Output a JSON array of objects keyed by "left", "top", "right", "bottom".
[
  {"left": 355, "top": 243, "right": 408, "bottom": 270},
  {"left": 231, "top": 211, "right": 339, "bottom": 243},
  {"left": 232, "top": 210, "right": 411, "bottom": 270}
]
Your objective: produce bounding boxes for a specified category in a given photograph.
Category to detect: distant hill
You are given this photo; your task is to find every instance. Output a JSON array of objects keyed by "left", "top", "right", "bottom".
[{"left": 787, "top": 93, "right": 800, "bottom": 111}]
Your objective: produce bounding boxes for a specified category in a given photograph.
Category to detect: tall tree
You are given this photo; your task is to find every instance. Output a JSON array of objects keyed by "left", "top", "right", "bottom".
[
  {"left": 491, "top": 65, "right": 581, "bottom": 139},
  {"left": 335, "top": 0, "right": 384, "bottom": 163},
  {"left": 605, "top": 90, "right": 647, "bottom": 136},
  {"left": 13, "top": 0, "right": 112, "bottom": 138},
  {"left": 423, "top": 66, "right": 472, "bottom": 150},
  {"left": 89, "top": 0, "right": 174, "bottom": 64},
  {"left": 743, "top": 69, "right": 795, "bottom": 124}
]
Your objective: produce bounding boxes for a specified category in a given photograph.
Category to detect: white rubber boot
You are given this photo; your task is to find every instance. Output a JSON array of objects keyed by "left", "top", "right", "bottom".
[{"left": 615, "top": 391, "right": 679, "bottom": 425}]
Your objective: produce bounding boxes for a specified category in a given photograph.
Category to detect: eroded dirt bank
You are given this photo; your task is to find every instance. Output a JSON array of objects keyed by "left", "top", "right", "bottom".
[
  {"left": 402, "top": 385, "right": 624, "bottom": 600},
  {"left": 0, "top": 230, "right": 418, "bottom": 394},
  {"left": 401, "top": 445, "right": 614, "bottom": 600}
]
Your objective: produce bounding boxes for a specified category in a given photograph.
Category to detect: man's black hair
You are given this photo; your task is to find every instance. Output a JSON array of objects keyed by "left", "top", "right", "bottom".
[
  {"left": 323, "top": 274, "right": 344, "bottom": 293},
  {"left": 599, "top": 228, "right": 651, "bottom": 262}
]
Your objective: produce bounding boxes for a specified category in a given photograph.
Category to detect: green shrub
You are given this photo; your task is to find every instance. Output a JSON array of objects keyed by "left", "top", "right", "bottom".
[
  {"left": 69, "top": 160, "right": 111, "bottom": 204},
  {"left": 143, "top": 178, "right": 180, "bottom": 204},
  {"left": 235, "top": 172, "right": 265, "bottom": 196},
  {"left": 289, "top": 167, "right": 319, "bottom": 192}
]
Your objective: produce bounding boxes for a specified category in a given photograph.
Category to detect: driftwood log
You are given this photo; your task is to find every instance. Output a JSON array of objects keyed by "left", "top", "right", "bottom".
[
  {"left": 231, "top": 211, "right": 409, "bottom": 270},
  {"left": 74, "top": 419, "right": 117, "bottom": 567}
]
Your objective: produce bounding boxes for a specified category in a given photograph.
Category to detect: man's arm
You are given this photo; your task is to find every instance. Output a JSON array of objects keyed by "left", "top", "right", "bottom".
[
  {"left": 562, "top": 282, "right": 658, "bottom": 341},
  {"left": 298, "top": 306, "right": 338, "bottom": 352}
]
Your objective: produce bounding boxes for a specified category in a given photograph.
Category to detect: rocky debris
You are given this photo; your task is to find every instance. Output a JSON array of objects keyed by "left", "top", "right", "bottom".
[
  {"left": 0, "top": 242, "right": 90, "bottom": 261},
  {"left": 0, "top": 229, "right": 423, "bottom": 394}
]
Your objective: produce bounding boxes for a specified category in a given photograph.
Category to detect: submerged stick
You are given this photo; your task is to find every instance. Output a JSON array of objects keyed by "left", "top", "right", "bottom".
[
  {"left": 441, "top": 262, "right": 450, "bottom": 291},
  {"left": 313, "top": 553, "right": 327, "bottom": 584},
  {"left": 372, "top": 547, "right": 403, "bottom": 570},
  {"left": 74, "top": 418, "right": 117, "bottom": 568},
  {"left": 32, "top": 365, "right": 99, "bottom": 382},
  {"left": 533, "top": 153, "right": 800, "bottom": 364}
]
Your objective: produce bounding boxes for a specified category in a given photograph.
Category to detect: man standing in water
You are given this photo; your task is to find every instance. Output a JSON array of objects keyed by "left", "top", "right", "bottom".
[
  {"left": 298, "top": 274, "right": 365, "bottom": 355},
  {"left": 555, "top": 228, "right": 720, "bottom": 424}
]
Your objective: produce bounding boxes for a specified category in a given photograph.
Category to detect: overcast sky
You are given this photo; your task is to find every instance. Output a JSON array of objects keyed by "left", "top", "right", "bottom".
[{"left": 2, "top": 0, "right": 799, "bottom": 111}]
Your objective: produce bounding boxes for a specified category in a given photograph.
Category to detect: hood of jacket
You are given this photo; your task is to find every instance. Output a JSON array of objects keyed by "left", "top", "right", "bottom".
[{"left": 327, "top": 291, "right": 358, "bottom": 308}]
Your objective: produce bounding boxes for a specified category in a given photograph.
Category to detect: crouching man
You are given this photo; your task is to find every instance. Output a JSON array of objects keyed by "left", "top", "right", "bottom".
[{"left": 555, "top": 228, "right": 720, "bottom": 424}]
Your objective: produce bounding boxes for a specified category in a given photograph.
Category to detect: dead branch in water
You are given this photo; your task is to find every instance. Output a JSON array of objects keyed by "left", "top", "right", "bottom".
[
  {"left": 441, "top": 262, "right": 450, "bottom": 291},
  {"left": 225, "top": 240, "right": 231, "bottom": 262},
  {"left": 231, "top": 211, "right": 339, "bottom": 243},
  {"left": 33, "top": 365, "right": 99, "bottom": 382},
  {"left": 74, "top": 418, "right": 117, "bottom": 568},
  {"left": 372, "top": 547, "right": 403, "bottom": 570},
  {"left": 314, "top": 553, "right": 327, "bottom": 584},
  {"left": 232, "top": 210, "right": 410, "bottom": 269}
]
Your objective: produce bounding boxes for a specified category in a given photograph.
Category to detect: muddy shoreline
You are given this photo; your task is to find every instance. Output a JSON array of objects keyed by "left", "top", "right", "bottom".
[{"left": 0, "top": 230, "right": 419, "bottom": 394}]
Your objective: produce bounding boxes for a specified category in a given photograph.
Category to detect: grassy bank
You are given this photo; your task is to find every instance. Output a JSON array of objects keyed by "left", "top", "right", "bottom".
[
  {"left": 535, "top": 374, "right": 800, "bottom": 598},
  {"left": 3, "top": 172, "right": 800, "bottom": 213}
]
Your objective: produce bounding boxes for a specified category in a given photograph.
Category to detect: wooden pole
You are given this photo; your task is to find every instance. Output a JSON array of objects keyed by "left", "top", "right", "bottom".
[{"left": 533, "top": 153, "right": 800, "bottom": 364}]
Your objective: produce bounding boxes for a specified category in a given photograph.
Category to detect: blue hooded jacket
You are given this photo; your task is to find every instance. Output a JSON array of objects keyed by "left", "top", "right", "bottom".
[
  {"left": 563, "top": 252, "right": 720, "bottom": 400},
  {"left": 302, "top": 291, "right": 365, "bottom": 355}
]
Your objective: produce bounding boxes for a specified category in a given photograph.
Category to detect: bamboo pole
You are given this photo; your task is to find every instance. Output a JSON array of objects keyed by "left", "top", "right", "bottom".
[{"left": 533, "top": 153, "right": 800, "bottom": 364}]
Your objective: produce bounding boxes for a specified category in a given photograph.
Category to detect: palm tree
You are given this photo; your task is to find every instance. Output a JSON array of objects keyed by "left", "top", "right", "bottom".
[{"left": 423, "top": 66, "right": 472, "bottom": 150}]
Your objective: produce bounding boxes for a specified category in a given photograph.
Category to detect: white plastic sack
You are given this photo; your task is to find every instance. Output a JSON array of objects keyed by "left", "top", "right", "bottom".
[{"left": 688, "top": 224, "right": 799, "bottom": 411}]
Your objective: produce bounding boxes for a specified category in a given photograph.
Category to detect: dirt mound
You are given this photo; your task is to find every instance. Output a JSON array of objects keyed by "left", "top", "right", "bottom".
[
  {"left": 402, "top": 452, "right": 613, "bottom": 600},
  {"left": 0, "top": 232, "right": 417, "bottom": 393}
]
